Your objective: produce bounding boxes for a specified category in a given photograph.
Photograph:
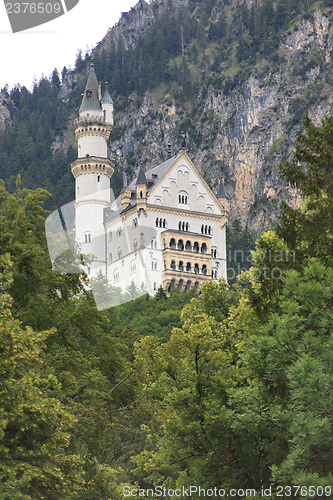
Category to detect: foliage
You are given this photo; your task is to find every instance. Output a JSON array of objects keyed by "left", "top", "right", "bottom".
[
  {"left": 0, "top": 256, "right": 83, "bottom": 499},
  {"left": 277, "top": 116, "right": 333, "bottom": 266}
]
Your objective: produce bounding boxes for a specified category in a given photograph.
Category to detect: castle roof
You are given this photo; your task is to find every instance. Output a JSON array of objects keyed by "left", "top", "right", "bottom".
[
  {"left": 104, "top": 153, "right": 180, "bottom": 222},
  {"left": 79, "top": 60, "right": 101, "bottom": 113},
  {"left": 101, "top": 83, "right": 113, "bottom": 104},
  {"left": 136, "top": 165, "right": 147, "bottom": 185},
  {"left": 217, "top": 179, "right": 226, "bottom": 198}
]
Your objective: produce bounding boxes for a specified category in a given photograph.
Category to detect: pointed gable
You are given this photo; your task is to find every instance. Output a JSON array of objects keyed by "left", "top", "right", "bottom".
[{"left": 148, "top": 151, "right": 223, "bottom": 215}]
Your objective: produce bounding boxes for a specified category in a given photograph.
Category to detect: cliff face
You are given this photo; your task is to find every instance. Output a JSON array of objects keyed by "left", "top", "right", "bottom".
[
  {"left": 0, "top": 92, "right": 11, "bottom": 130},
  {"left": 95, "top": 2, "right": 332, "bottom": 231}
]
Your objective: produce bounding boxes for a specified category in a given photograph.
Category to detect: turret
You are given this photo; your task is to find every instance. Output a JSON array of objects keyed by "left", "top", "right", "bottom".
[
  {"left": 101, "top": 83, "right": 114, "bottom": 126},
  {"left": 217, "top": 179, "right": 230, "bottom": 212},
  {"left": 136, "top": 165, "right": 147, "bottom": 215},
  {"left": 121, "top": 186, "right": 132, "bottom": 211}
]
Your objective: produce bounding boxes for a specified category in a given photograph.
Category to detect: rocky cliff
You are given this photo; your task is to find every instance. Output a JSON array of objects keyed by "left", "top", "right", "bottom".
[{"left": 90, "top": 0, "right": 332, "bottom": 231}]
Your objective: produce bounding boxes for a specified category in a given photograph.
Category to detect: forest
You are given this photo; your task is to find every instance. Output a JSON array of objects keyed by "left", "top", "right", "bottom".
[{"left": 0, "top": 116, "right": 332, "bottom": 499}]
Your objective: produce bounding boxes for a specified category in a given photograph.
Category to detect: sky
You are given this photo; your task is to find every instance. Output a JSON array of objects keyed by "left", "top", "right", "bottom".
[{"left": 0, "top": 0, "right": 139, "bottom": 90}]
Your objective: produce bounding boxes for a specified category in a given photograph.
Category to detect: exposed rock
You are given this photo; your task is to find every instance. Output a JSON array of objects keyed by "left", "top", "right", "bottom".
[{"left": 0, "top": 92, "right": 11, "bottom": 130}]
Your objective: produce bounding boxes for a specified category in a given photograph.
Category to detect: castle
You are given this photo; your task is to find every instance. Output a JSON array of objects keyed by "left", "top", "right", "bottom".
[{"left": 71, "top": 61, "right": 229, "bottom": 295}]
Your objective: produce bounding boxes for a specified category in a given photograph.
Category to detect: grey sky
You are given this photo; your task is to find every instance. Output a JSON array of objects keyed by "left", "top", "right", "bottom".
[{"left": 0, "top": 0, "right": 138, "bottom": 89}]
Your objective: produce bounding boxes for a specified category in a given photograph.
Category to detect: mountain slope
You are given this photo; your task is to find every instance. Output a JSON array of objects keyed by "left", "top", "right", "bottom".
[{"left": 0, "top": 0, "right": 332, "bottom": 231}]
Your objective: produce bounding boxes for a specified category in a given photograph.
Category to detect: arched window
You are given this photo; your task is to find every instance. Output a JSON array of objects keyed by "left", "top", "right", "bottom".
[
  {"left": 185, "top": 240, "right": 192, "bottom": 251},
  {"left": 201, "top": 225, "right": 204, "bottom": 234},
  {"left": 201, "top": 243, "right": 207, "bottom": 254},
  {"left": 179, "top": 261, "right": 184, "bottom": 271},
  {"left": 186, "top": 223, "right": 189, "bottom": 231},
  {"left": 194, "top": 263, "right": 199, "bottom": 274},
  {"left": 178, "top": 191, "right": 188, "bottom": 204},
  {"left": 156, "top": 217, "right": 159, "bottom": 227},
  {"left": 211, "top": 248, "right": 217, "bottom": 258},
  {"left": 178, "top": 221, "right": 182, "bottom": 230},
  {"left": 133, "top": 239, "right": 138, "bottom": 251},
  {"left": 186, "top": 262, "right": 191, "bottom": 272},
  {"left": 140, "top": 191, "right": 143, "bottom": 198},
  {"left": 178, "top": 239, "right": 184, "bottom": 250},
  {"left": 130, "top": 260, "right": 136, "bottom": 274},
  {"left": 118, "top": 248, "right": 122, "bottom": 260},
  {"left": 109, "top": 253, "right": 112, "bottom": 263},
  {"left": 132, "top": 218, "right": 138, "bottom": 228},
  {"left": 113, "top": 269, "right": 119, "bottom": 282},
  {"left": 170, "top": 260, "right": 176, "bottom": 270},
  {"left": 151, "top": 260, "right": 158, "bottom": 271},
  {"left": 151, "top": 238, "right": 157, "bottom": 249},
  {"left": 163, "top": 219, "right": 166, "bottom": 228},
  {"left": 193, "top": 241, "right": 199, "bottom": 253},
  {"left": 97, "top": 175, "right": 100, "bottom": 182},
  {"left": 169, "top": 238, "right": 176, "bottom": 249},
  {"left": 202, "top": 264, "right": 207, "bottom": 275},
  {"left": 84, "top": 232, "right": 91, "bottom": 243}
]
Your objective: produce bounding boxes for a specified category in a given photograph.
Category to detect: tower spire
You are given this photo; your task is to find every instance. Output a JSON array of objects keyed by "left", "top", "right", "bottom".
[{"left": 79, "top": 58, "right": 101, "bottom": 114}]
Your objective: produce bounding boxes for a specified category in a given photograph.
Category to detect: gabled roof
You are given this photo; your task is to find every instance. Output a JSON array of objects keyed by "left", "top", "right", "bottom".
[
  {"left": 127, "top": 153, "right": 181, "bottom": 192},
  {"left": 79, "top": 61, "right": 101, "bottom": 113},
  {"left": 105, "top": 150, "right": 224, "bottom": 222}
]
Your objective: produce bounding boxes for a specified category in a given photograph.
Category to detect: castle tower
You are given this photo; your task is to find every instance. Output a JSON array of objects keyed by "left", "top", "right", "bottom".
[{"left": 71, "top": 60, "right": 114, "bottom": 276}]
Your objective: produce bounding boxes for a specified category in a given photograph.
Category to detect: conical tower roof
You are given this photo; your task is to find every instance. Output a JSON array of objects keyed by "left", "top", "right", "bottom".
[
  {"left": 136, "top": 165, "right": 147, "bottom": 185},
  {"left": 217, "top": 179, "right": 226, "bottom": 198},
  {"left": 79, "top": 60, "right": 101, "bottom": 113},
  {"left": 101, "top": 83, "right": 113, "bottom": 104}
]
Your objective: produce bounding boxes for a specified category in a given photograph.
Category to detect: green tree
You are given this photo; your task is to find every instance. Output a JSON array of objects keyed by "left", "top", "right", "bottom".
[
  {"left": 277, "top": 116, "right": 333, "bottom": 266},
  {"left": 0, "top": 255, "right": 83, "bottom": 499}
]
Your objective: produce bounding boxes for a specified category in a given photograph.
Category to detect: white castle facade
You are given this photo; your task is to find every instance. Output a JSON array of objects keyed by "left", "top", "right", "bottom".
[{"left": 71, "top": 62, "right": 229, "bottom": 295}]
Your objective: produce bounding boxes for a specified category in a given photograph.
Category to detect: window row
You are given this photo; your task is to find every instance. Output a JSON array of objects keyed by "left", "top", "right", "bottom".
[
  {"left": 168, "top": 238, "right": 208, "bottom": 254},
  {"left": 178, "top": 221, "right": 190, "bottom": 232},
  {"left": 168, "top": 260, "right": 208, "bottom": 275},
  {"left": 156, "top": 218, "right": 167, "bottom": 228},
  {"left": 201, "top": 225, "right": 212, "bottom": 235},
  {"left": 178, "top": 191, "right": 188, "bottom": 204}
]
